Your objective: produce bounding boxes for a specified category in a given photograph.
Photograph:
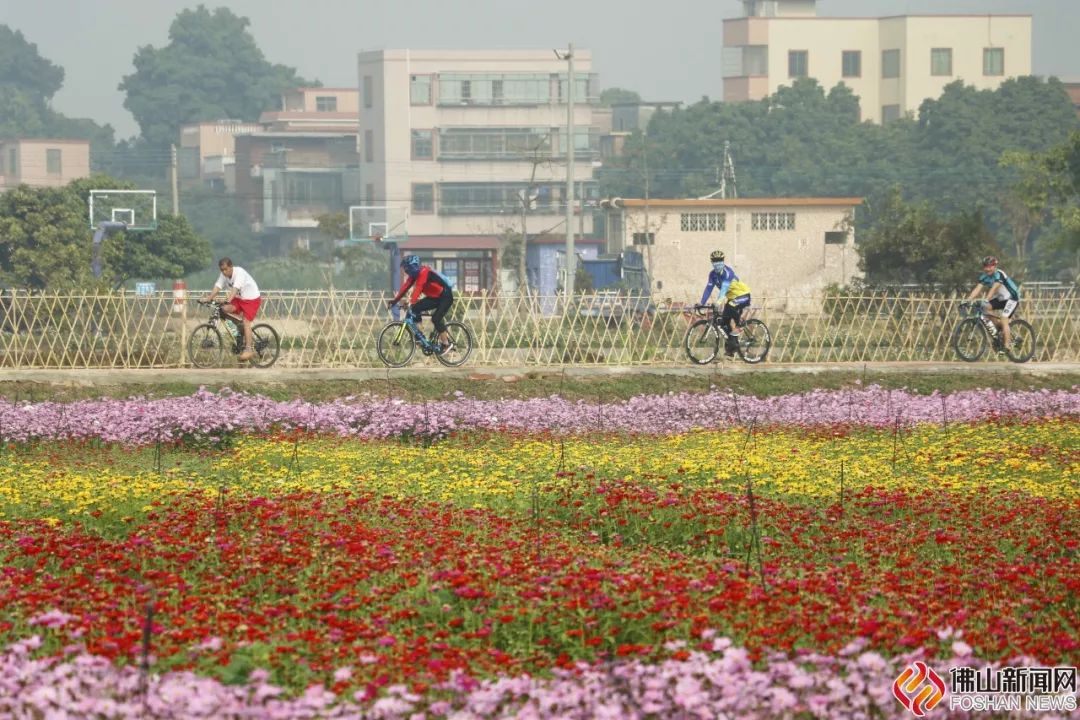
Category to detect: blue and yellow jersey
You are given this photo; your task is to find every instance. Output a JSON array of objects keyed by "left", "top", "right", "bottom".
[{"left": 701, "top": 266, "right": 751, "bottom": 305}]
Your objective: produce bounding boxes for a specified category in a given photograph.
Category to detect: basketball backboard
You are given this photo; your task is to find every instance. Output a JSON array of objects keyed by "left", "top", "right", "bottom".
[
  {"left": 89, "top": 189, "right": 157, "bottom": 231},
  {"left": 348, "top": 204, "right": 409, "bottom": 243}
]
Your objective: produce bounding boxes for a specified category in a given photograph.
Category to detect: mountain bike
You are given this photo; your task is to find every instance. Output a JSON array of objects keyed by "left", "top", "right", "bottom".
[
  {"left": 684, "top": 303, "right": 771, "bottom": 365},
  {"left": 188, "top": 300, "right": 281, "bottom": 368},
  {"left": 951, "top": 301, "right": 1035, "bottom": 363},
  {"left": 377, "top": 304, "right": 474, "bottom": 368}
]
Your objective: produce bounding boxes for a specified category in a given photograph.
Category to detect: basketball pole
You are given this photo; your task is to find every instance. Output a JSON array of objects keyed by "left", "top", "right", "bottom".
[{"left": 92, "top": 221, "right": 128, "bottom": 280}]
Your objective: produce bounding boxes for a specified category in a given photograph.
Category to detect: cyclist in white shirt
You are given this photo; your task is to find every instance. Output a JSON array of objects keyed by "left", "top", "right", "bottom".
[{"left": 205, "top": 257, "right": 261, "bottom": 361}]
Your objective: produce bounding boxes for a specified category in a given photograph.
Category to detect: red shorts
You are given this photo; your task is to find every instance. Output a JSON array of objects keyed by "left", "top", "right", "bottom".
[{"left": 229, "top": 296, "right": 261, "bottom": 322}]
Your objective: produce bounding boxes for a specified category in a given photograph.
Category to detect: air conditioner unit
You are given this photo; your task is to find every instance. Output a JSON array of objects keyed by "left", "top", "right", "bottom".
[{"left": 250, "top": 165, "right": 262, "bottom": 178}]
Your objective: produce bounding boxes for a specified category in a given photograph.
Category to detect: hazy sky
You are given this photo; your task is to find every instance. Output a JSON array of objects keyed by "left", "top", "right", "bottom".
[{"left": 2, "top": 0, "right": 1077, "bottom": 139}]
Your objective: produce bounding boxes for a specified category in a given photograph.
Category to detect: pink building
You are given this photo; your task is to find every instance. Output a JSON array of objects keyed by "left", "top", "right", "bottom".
[{"left": 0, "top": 138, "right": 90, "bottom": 190}]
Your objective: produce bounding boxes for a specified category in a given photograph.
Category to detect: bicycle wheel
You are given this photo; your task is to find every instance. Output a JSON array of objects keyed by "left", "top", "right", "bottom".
[
  {"left": 436, "top": 321, "right": 475, "bottom": 367},
  {"left": 684, "top": 318, "right": 720, "bottom": 365},
  {"left": 737, "top": 319, "right": 771, "bottom": 364},
  {"left": 1004, "top": 319, "right": 1036, "bottom": 364},
  {"left": 951, "top": 318, "right": 987, "bottom": 362},
  {"left": 187, "top": 324, "right": 224, "bottom": 368},
  {"left": 250, "top": 324, "right": 281, "bottom": 368},
  {"left": 377, "top": 321, "right": 416, "bottom": 367}
]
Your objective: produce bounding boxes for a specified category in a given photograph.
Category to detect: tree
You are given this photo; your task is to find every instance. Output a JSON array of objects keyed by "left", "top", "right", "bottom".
[
  {"left": 0, "top": 25, "right": 64, "bottom": 101},
  {"left": 103, "top": 213, "right": 212, "bottom": 287},
  {"left": 599, "top": 87, "right": 641, "bottom": 106},
  {"left": 317, "top": 212, "right": 384, "bottom": 287},
  {"left": 0, "top": 175, "right": 211, "bottom": 290},
  {"left": 184, "top": 187, "right": 261, "bottom": 261},
  {"left": 0, "top": 24, "right": 114, "bottom": 150},
  {"left": 856, "top": 188, "right": 1000, "bottom": 293},
  {"left": 119, "top": 6, "right": 317, "bottom": 148}
]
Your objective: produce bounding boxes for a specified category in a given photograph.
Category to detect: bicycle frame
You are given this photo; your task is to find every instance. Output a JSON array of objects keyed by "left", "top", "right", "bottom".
[{"left": 393, "top": 309, "right": 436, "bottom": 351}]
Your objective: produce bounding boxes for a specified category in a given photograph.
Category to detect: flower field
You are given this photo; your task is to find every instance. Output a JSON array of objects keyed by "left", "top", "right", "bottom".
[{"left": 0, "top": 386, "right": 1077, "bottom": 718}]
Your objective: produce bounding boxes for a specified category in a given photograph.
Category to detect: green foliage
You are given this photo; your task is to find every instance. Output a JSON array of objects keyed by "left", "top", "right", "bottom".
[
  {"left": 0, "top": 174, "right": 211, "bottom": 290},
  {"left": 184, "top": 187, "right": 260, "bottom": 261},
  {"left": 599, "top": 87, "right": 641, "bottom": 106},
  {"left": 105, "top": 213, "right": 212, "bottom": 286},
  {"left": 0, "top": 24, "right": 114, "bottom": 148},
  {"left": 0, "top": 25, "right": 64, "bottom": 100},
  {"left": 600, "top": 76, "right": 1079, "bottom": 278},
  {"left": 119, "top": 6, "right": 317, "bottom": 148},
  {"left": 856, "top": 188, "right": 1000, "bottom": 293}
]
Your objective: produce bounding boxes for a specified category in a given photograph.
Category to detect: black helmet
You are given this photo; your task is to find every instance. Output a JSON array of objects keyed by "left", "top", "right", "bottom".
[
  {"left": 710, "top": 250, "right": 725, "bottom": 263},
  {"left": 981, "top": 255, "right": 998, "bottom": 268}
]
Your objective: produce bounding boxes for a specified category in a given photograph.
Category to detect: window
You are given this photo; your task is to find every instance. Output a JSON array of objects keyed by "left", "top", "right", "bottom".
[
  {"left": 315, "top": 96, "right": 338, "bottom": 112},
  {"left": 825, "top": 231, "right": 847, "bottom": 245},
  {"left": 750, "top": 212, "right": 795, "bottom": 231},
  {"left": 46, "top": 149, "right": 61, "bottom": 175},
  {"left": 881, "top": 104, "right": 901, "bottom": 123},
  {"left": 632, "top": 232, "right": 655, "bottom": 246},
  {"left": 931, "top": 48, "right": 953, "bottom": 76},
  {"left": 882, "top": 49, "right": 900, "bottom": 78},
  {"left": 439, "top": 182, "right": 563, "bottom": 215},
  {"left": 8, "top": 148, "right": 16, "bottom": 175},
  {"left": 438, "top": 73, "right": 553, "bottom": 105},
  {"left": 680, "top": 212, "right": 726, "bottom": 232},
  {"left": 842, "top": 50, "right": 861, "bottom": 78},
  {"left": 410, "top": 75, "right": 432, "bottom": 105},
  {"left": 984, "top": 47, "right": 1004, "bottom": 76},
  {"left": 788, "top": 50, "right": 808, "bottom": 78},
  {"left": 364, "top": 130, "right": 374, "bottom": 163},
  {"left": 412, "top": 183, "right": 434, "bottom": 214},
  {"left": 363, "top": 75, "right": 373, "bottom": 108},
  {"left": 438, "top": 127, "right": 561, "bottom": 160},
  {"left": 411, "top": 129, "right": 433, "bottom": 160},
  {"left": 743, "top": 46, "right": 768, "bottom": 76},
  {"left": 284, "top": 173, "right": 342, "bottom": 205},
  {"left": 365, "top": 183, "right": 375, "bottom": 205}
]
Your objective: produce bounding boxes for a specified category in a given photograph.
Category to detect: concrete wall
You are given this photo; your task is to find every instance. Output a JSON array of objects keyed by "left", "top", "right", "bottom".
[{"left": 616, "top": 200, "right": 859, "bottom": 303}]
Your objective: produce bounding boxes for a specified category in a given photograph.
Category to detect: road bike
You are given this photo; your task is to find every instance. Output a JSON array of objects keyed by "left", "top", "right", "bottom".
[
  {"left": 377, "top": 304, "right": 474, "bottom": 368},
  {"left": 188, "top": 300, "right": 281, "bottom": 368},
  {"left": 684, "top": 303, "right": 771, "bottom": 365},
  {"left": 951, "top": 301, "right": 1035, "bottom": 363}
]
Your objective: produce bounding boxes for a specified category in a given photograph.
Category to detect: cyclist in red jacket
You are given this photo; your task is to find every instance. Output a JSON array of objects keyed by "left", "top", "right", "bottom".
[{"left": 388, "top": 254, "right": 455, "bottom": 352}]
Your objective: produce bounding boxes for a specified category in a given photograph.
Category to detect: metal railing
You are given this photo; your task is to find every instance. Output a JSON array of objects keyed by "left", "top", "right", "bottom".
[{"left": 0, "top": 289, "right": 1077, "bottom": 369}]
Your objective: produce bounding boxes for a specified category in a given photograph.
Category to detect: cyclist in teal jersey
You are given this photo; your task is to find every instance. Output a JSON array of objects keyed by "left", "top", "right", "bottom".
[{"left": 965, "top": 255, "right": 1020, "bottom": 354}]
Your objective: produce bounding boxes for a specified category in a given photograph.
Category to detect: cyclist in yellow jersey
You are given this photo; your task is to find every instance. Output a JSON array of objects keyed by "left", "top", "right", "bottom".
[{"left": 696, "top": 250, "right": 752, "bottom": 357}]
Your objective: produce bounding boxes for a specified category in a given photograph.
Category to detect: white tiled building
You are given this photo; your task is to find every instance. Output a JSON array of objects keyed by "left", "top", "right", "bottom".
[{"left": 723, "top": 0, "right": 1032, "bottom": 123}]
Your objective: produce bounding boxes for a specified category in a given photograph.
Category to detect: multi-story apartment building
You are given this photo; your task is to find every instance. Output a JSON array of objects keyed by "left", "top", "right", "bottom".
[
  {"left": 0, "top": 138, "right": 90, "bottom": 190},
  {"left": 357, "top": 49, "right": 600, "bottom": 293},
  {"left": 723, "top": 0, "right": 1032, "bottom": 123},
  {"left": 233, "top": 132, "right": 361, "bottom": 255},
  {"left": 179, "top": 120, "right": 263, "bottom": 191}
]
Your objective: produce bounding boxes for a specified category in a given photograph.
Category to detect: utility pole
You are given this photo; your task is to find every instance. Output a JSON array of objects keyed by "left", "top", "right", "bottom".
[
  {"left": 559, "top": 43, "right": 576, "bottom": 299},
  {"left": 170, "top": 144, "right": 179, "bottom": 215}
]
